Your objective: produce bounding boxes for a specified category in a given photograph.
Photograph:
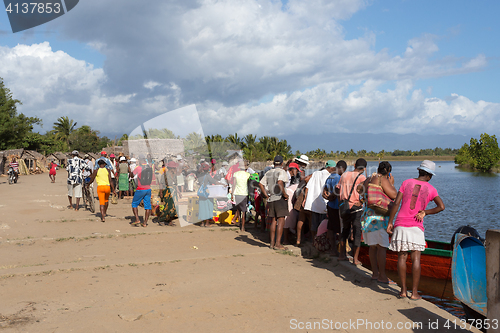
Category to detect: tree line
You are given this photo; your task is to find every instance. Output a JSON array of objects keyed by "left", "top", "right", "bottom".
[
  {"left": 302, "top": 147, "right": 459, "bottom": 160},
  {"left": 454, "top": 133, "right": 500, "bottom": 172}
]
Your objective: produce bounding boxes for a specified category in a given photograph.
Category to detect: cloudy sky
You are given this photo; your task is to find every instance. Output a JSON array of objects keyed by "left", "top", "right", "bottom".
[{"left": 1, "top": 0, "right": 499, "bottom": 151}]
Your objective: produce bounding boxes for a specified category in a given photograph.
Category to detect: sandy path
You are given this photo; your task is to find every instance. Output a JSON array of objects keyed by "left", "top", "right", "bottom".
[{"left": 0, "top": 173, "right": 479, "bottom": 332}]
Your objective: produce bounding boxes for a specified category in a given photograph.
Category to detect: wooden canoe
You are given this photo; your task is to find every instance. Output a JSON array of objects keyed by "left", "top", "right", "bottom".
[{"left": 358, "top": 239, "right": 453, "bottom": 280}]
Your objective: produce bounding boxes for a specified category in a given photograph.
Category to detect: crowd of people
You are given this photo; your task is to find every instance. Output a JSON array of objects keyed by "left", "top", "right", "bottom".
[{"left": 61, "top": 149, "right": 445, "bottom": 300}]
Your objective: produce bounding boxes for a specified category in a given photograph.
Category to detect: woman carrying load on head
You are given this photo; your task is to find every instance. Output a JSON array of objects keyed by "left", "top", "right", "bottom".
[
  {"left": 158, "top": 160, "right": 180, "bottom": 226},
  {"left": 387, "top": 160, "right": 445, "bottom": 300},
  {"left": 361, "top": 161, "right": 397, "bottom": 285},
  {"left": 89, "top": 159, "right": 115, "bottom": 222}
]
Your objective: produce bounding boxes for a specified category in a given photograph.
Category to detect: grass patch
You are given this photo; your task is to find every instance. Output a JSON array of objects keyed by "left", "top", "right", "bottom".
[
  {"left": 171, "top": 260, "right": 181, "bottom": 263},
  {"left": 233, "top": 254, "right": 245, "bottom": 257},
  {"left": 277, "top": 250, "right": 298, "bottom": 257},
  {"left": 128, "top": 263, "right": 138, "bottom": 267},
  {"left": 94, "top": 265, "right": 110, "bottom": 271},
  {"left": 55, "top": 237, "right": 75, "bottom": 242}
]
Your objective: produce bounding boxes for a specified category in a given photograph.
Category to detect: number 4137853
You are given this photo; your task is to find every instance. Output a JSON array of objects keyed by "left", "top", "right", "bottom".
[
  {"left": 5, "top": 3, "right": 61, "bottom": 14},
  {"left": 444, "top": 318, "right": 498, "bottom": 330}
]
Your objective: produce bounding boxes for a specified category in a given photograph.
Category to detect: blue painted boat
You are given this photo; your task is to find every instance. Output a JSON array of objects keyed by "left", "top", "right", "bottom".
[{"left": 451, "top": 233, "right": 487, "bottom": 320}]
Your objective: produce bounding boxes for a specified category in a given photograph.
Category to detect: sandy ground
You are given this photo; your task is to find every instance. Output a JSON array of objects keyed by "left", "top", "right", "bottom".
[{"left": 0, "top": 172, "right": 479, "bottom": 332}]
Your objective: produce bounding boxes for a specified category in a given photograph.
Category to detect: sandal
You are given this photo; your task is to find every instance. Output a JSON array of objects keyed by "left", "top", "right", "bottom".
[
  {"left": 141, "top": 222, "right": 147, "bottom": 227},
  {"left": 131, "top": 221, "right": 140, "bottom": 227}
]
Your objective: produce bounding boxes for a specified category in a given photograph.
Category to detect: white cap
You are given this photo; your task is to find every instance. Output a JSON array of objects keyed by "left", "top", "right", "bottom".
[
  {"left": 417, "top": 160, "right": 436, "bottom": 175},
  {"left": 295, "top": 154, "right": 309, "bottom": 165}
]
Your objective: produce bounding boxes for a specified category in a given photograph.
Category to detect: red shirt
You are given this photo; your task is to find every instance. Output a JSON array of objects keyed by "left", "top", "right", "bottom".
[{"left": 133, "top": 165, "right": 151, "bottom": 190}]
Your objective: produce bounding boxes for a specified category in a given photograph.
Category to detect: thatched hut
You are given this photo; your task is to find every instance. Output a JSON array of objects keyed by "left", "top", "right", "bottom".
[
  {"left": 47, "top": 152, "right": 68, "bottom": 168},
  {"left": 122, "top": 139, "right": 185, "bottom": 161},
  {"left": 22, "top": 150, "right": 48, "bottom": 173},
  {"left": 0, "top": 149, "right": 25, "bottom": 174}
]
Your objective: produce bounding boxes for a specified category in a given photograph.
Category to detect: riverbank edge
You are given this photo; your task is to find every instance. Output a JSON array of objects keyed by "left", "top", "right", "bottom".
[{"left": 249, "top": 155, "right": 456, "bottom": 170}]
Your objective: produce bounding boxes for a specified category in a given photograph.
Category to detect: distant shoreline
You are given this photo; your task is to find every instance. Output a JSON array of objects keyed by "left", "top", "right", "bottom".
[
  {"left": 248, "top": 155, "right": 456, "bottom": 170},
  {"left": 358, "top": 155, "right": 455, "bottom": 162}
]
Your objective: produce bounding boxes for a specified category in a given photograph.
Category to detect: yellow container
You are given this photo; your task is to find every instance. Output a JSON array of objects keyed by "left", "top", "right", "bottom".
[
  {"left": 187, "top": 210, "right": 200, "bottom": 223},
  {"left": 215, "top": 210, "right": 238, "bottom": 224},
  {"left": 188, "top": 197, "right": 199, "bottom": 211}
]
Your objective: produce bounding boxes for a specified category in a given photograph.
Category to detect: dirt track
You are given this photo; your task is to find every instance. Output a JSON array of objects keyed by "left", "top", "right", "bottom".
[{"left": 0, "top": 172, "right": 478, "bottom": 332}]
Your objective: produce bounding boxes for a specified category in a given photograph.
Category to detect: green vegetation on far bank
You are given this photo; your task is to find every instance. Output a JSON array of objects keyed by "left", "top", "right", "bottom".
[{"left": 454, "top": 133, "right": 500, "bottom": 172}]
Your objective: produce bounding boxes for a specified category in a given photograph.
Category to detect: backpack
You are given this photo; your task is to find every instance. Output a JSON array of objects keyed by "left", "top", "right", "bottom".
[{"left": 140, "top": 166, "right": 153, "bottom": 186}]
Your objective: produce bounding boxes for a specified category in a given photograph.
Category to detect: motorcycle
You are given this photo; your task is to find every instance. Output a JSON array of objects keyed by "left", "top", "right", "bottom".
[{"left": 8, "top": 167, "right": 17, "bottom": 184}]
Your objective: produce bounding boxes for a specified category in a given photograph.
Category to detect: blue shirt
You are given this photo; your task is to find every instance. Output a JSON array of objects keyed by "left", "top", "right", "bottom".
[{"left": 324, "top": 173, "right": 341, "bottom": 209}]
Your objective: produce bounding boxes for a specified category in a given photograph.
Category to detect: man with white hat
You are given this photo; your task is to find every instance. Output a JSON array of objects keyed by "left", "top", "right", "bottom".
[
  {"left": 294, "top": 154, "right": 309, "bottom": 181},
  {"left": 295, "top": 154, "right": 309, "bottom": 167}
]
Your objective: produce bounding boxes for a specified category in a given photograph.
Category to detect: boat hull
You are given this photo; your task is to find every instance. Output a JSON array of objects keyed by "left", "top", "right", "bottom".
[
  {"left": 358, "top": 239, "right": 452, "bottom": 280},
  {"left": 451, "top": 234, "right": 487, "bottom": 318}
]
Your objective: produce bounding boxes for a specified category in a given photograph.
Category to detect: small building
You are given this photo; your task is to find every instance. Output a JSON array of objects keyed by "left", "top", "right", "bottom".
[
  {"left": 122, "top": 139, "right": 185, "bottom": 161},
  {"left": 22, "top": 150, "right": 48, "bottom": 173},
  {"left": 47, "top": 152, "right": 68, "bottom": 168},
  {"left": 0, "top": 149, "right": 24, "bottom": 174}
]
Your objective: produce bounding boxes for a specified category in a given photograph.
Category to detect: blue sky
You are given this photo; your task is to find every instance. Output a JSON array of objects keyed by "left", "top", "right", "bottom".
[{"left": 1, "top": 0, "right": 499, "bottom": 151}]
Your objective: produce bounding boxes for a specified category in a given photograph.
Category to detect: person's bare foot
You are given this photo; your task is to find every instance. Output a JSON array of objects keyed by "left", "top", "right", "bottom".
[{"left": 409, "top": 293, "right": 422, "bottom": 300}]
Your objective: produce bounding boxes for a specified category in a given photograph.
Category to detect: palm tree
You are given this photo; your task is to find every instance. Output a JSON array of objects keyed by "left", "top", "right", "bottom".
[
  {"left": 53, "top": 116, "right": 77, "bottom": 150},
  {"left": 184, "top": 132, "right": 204, "bottom": 150},
  {"left": 226, "top": 133, "right": 244, "bottom": 149}
]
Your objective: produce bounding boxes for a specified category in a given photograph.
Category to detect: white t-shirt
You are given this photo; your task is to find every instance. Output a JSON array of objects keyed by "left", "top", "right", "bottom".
[
  {"left": 304, "top": 169, "right": 331, "bottom": 214},
  {"left": 259, "top": 167, "right": 288, "bottom": 202}
]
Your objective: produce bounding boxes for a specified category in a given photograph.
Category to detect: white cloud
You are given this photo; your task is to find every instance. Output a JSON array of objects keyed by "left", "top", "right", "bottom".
[
  {"left": 198, "top": 80, "right": 500, "bottom": 137},
  {"left": 0, "top": 0, "right": 494, "bottom": 144}
]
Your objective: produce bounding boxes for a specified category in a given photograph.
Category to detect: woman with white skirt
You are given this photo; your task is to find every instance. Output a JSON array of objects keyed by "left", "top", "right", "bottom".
[{"left": 386, "top": 160, "right": 445, "bottom": 300}]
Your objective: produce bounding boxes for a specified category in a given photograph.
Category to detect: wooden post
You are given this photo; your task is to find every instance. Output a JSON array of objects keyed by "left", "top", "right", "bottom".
[{"left": 486, "top": 229, "right": 500, "bottom": 333}]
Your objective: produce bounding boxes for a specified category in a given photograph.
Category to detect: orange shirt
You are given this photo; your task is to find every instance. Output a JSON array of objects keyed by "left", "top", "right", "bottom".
[{"left": 339, "top": 171, "right": 366, "bottom": 208}]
